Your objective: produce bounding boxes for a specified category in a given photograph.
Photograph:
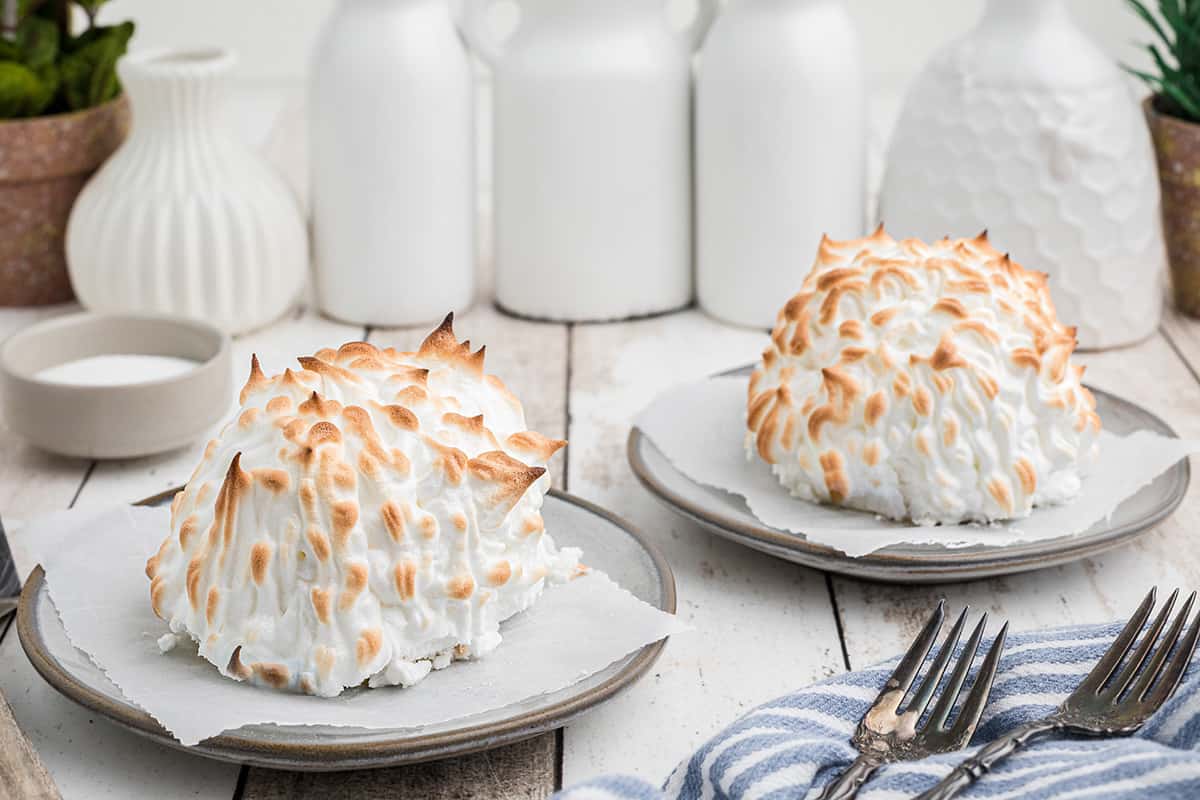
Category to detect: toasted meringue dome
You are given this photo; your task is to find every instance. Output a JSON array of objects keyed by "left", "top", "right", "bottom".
[
  {"left": 146, "top": 314, "right": 582, "bottom": 696},
  {"left": 747, "top": 227, "right": 1101, "bottom": 525}
]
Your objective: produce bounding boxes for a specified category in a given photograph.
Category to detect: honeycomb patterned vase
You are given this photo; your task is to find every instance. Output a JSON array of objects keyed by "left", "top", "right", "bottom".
[{"left": 878, "top": 0, "right": 1164, "bottom": 350}]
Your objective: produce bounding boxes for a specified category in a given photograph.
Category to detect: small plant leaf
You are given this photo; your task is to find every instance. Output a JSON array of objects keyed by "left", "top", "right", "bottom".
[
  {"left": 0, "top": 59, "right": 49, "bottom": 117},
  {"left": 75, "top": 0, "right": 109, "bottom": 12},
  {"left": 1163, "top": 79, "right": 1200, "bottom": 119},
  {"left": 63, "top": 17, "right": 127, "bottom": 53},
  {"left": 1125, "top": 65, "right": 1166, "bottom": 88},
  {"left": 1149, "top": 42, "right": 1179, "bottom": 78},
  {"left": 1128, "top": 0, "right": 1174, "bottom": 52},
  {"left": 58, "top": 20, "right": 133, "bottom": 110},
  {"left": 74, "top": 0, "right": 109, "bottom": 17},
  {"left": 1129, "top": 0, "right": 1200, "bottom": 122},
  {"left": 28, "top": 60, "right": 57, "bottom": 113},
  {"left": 16, "top": 13, "right": 58, "bottom": 70}
]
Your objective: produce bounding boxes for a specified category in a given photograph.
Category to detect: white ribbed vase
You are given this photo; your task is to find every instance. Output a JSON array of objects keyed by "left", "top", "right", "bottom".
[{"left": 67, "top": 49, "right": 307, "bottom": 335}]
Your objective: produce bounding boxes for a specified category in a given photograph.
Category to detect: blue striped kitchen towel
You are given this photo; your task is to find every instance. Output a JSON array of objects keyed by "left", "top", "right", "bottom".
[{"left": 556, "top": 621, "right": 1200, "bottom": 799}]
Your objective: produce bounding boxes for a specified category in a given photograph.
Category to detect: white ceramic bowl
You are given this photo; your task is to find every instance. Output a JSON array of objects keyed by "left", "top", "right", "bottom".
[{"left": 0, "top": 312, "right": 231, "bottom": 459}]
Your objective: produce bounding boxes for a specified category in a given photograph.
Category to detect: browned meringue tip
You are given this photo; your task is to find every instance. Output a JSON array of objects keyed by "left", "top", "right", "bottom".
[
  {"left": 467, "top": 450, "right": 547, "bottom": 513},
  {"left": 419, "top": 312, "right": 458, "bottom": 357},
  {"left": 336, "top": 341, "right": 380, "bottom": 360},
  {"left": 469, "top": 345, "right": 486, "bottom": 376},
  {"left": 415, "top": 312, "right": 489, "bottom": 376},
  {"left": 239, "top": 353, "right": 268, "bottom": 405},
  {"left": 507, "top": 430, "right": 568, "bottom": 461}
]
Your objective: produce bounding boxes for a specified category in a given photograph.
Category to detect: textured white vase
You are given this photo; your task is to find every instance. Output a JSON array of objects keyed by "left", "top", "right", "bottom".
[
  {"left": 696, "top": 0, "right": 865, "bottom": 329},
  {"left": 310, "top": 0, "right": 475, "bottom": 326},
  {"left": 464, "top": 0, "right": 717, "bottom": 321},
  {"left": 878, "top": 0, "right": 1164, "bottom": 350},
  {"left": 66, "top": 49, "right": 307, "bottom": 335}
]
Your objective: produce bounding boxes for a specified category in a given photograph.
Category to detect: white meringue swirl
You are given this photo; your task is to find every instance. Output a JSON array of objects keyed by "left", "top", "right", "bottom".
[
  {"left": 747, "top": 228, "right": 1101, "bottom": 525},
  {"left": 147, "top": 314, "right": 581, "bottom": 696}
]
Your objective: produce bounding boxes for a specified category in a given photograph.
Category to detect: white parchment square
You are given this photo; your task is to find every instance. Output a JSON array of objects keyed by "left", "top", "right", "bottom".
[
  {"left": 23, "top": 505, "right": 686, "bottom": 747},
  {"left": 635, "top": 377, "right": 1200, "bottom": 557}
]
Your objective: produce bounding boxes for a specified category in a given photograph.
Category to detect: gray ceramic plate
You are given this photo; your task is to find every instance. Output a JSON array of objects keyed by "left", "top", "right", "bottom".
[
  {"left": 628, "top": 367, "right": 1188, "bottom": 583},
  {"left": 18, "top": 489, "right": 674, "bottom": 771}
]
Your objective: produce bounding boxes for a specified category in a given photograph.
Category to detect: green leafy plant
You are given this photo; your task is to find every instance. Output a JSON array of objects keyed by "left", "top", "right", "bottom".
[
  {"left": 0, "top": 0, "right": 133, "bottom": 119},
  {"left": 1126, "top": 1, "right": 1200, "bottom": 122}
]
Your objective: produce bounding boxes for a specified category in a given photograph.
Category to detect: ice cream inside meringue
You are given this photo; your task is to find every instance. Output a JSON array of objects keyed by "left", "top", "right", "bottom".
[
  {"left": 146, "top": 314, "right": 582, "bottom": 696},
  {"left": 747, "top": 227, "right": 1101, "bottom": 525}
]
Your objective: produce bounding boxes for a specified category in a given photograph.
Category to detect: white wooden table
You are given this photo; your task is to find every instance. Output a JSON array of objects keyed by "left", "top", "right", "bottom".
[
  {"left": 3, "top": 85, "right": 1197, "bottom": 799},
  {"left": 2, "top": 299, "right": 1199, "bottom": 799}
]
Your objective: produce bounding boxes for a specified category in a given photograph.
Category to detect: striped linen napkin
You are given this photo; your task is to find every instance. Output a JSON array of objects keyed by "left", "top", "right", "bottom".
[{"left": 557, "top": 622, "right": 1200, "bottom": 800}]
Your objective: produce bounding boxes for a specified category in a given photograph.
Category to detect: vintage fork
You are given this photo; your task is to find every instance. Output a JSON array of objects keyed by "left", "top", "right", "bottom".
[
  {"left": 817, "top": 601, "right": 1009, "bottom": 800},
  {"left": 0, "top": 516, "right": 18, "bottom": 618},
  {"left": 918, "top": 587, "right": 1200, "bottom": 800}
]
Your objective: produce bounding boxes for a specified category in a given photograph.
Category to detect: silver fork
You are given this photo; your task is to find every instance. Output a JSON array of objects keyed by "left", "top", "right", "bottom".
[
  {"left": 0, "top": 516, "right": 18, "bottom": 619},
  {"left": 918, "top": 587, "right": 1200, "bottom": 800},
  {"left": 817, "top": 601, "right": 1009, "bottom": 800}
]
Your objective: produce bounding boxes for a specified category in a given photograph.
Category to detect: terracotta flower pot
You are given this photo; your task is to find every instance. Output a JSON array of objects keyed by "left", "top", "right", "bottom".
[
  {"left": 1145, "top": 95, "right": 1200, "bottom": 317},
  {"left": 0, "top": 96, "right": 130, "bottom": 306}
]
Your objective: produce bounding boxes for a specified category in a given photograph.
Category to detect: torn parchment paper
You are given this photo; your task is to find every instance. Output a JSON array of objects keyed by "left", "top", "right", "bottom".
[
  {"left": 635, "top": 376, "right": 1200, "bottom": 557},
  {"left": 23, "top": 504, "right": 686, "bottom": 746}
]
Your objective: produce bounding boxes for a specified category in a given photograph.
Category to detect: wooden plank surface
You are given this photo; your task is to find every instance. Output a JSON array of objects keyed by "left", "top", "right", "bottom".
[
  {"left": 562, "top": 310, "right": 848, "bottom": 784},
  {"left": 5, "top": 294, "right": 1199, "bottom": 797},
  {"left": 241, "top": 735, "right": 556, "bottom": 800},
  {"left": 0, "top": 628, "right": 241, "bottom": 800},
  {"left": 0, "top": 304, "right": 91, "bottom": 521},
  {"left": 1162, "top": 300, "right": 1200, "bottom": 380},
  {"left": 0, "top": 686, "right": 61, "bottom": 800}
]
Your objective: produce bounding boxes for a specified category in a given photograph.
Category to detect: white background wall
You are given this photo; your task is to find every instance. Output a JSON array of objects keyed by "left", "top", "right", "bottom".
[{"left": 97, "top": 0, "right": 1157, "bottom": 93}]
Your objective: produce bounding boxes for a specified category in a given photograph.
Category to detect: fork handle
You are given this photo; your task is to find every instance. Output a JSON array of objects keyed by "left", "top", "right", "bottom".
[
  {"left": 915, "top": 718, "right": 1063, "bottom": 800},
  {"left": 816, "top": 754, "right": 885, "bottom": 800}
]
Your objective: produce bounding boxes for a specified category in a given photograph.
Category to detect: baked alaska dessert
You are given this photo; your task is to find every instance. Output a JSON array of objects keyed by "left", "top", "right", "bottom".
[
  {"left": 747, "top": 227, "right": 1101, "bottom": 525},
  {"left": 146, "top": 314, "right": 582, "bottom": 696}
]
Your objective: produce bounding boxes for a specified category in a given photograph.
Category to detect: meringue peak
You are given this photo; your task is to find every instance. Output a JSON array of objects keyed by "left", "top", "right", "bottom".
[
  {"left": 419, "top": 311, "right": 459, "bottom": 357},
  {"left": 240, "top": 354, "right": 269, "bottom": 405}
]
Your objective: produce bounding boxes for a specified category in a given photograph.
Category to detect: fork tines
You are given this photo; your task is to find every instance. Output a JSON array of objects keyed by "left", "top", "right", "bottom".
[
  {"left": 1079, "top": 587, "right": 1200, "bottom": 707},
  {"left": 869, "top": 601, "right": 1009, "bottom": 749}
]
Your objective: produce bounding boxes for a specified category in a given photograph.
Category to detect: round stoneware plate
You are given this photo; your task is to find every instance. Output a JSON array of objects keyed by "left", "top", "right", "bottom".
[
  {"left": 18, "top": 489, "right": 674, "bottom": 771},
  {"left": 628, "top": 366, "right": 1189, "bottom": 583}
]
